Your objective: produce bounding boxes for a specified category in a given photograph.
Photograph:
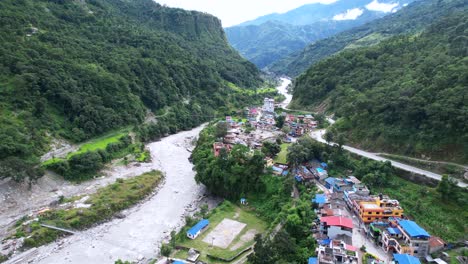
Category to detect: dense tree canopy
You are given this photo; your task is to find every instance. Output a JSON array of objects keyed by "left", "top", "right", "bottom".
[
  {"left": 0, "top": 0, "right": 264, "bottom": 181},
  {"left": 291, "top": 13, "right": 468, "bottom": 162}
]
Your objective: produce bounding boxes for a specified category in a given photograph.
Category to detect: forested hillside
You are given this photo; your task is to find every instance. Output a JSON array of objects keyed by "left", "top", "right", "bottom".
[
  {"left": 226, "top": 0, "right": 413, "bottom": 69},
  {"left": 270, "top": 0, "right": 467, "bottom": 76},
  {"left": 0, "top": 0, "right": 263, "bottom": 181},
  {"left": 226, "top": 14, "right": 382, "bottom": 68},
  {"left": 290, "top": 12, "right": 468, "bottom": 162}
]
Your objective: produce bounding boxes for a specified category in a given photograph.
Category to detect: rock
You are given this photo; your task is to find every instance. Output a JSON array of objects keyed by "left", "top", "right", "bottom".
[{"left": 115, "top": 213, "right": 126, "bottom": 219}]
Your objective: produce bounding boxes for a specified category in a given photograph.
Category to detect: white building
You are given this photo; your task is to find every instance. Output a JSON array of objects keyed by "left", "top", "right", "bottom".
[{"left": 263, "top": 98, "right": 275, "bottom": 113}]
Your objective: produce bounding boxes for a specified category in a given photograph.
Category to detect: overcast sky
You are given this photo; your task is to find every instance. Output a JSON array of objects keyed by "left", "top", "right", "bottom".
[{"left": 155, "top": 0, "right": 338, "bottom": 27}]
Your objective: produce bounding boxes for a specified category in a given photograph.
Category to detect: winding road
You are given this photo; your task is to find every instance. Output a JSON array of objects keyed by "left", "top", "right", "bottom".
[{"left": 277, "top": 78, "right": 467, "bottom": 188}]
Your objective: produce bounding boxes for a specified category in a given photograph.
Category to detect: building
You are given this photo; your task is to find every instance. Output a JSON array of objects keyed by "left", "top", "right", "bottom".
[
  {"left": 213, "top": 142, "right": 232, "bottom": 157},
  {"left": 313, "top": 194, "right": 328, "bottom": 208},
  {"left": 382, "top": 219, "right": 430, "bottom": 258},
  {"left": 263, "top": 98, "right": 275, "bottom": 113},
  {"left": 315, "top": 240, "right": 359, "bottom": 264},
  {"left": 392, "top": 254, "right": 421, "bottom": 264},
  {"left": 320, "top": 216, "right": 353, "bottom": 240},
  {"left": 428, "top": 236, "right": 445, "bottom": 254},
  {"left": 356, "top": 195, "right": 404, "bottom": 223},
  {"left": 309, "top": 257, "right": 318, "bottom": 264},
  {"left": 314, "top": 168, "right": 328, "bottom": 180},
  {"left": 187, "top": 219, "right": 209, "bottom": 239}
]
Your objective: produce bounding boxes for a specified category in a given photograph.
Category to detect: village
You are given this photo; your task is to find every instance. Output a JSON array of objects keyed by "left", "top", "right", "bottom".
[{"left": 166, "top": 97, "right": 452, "bottom": 264}]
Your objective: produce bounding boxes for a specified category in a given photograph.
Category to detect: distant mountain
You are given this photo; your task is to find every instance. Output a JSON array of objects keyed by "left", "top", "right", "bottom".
[
  {"left": 269, "top": 0, "right": 466, "bottom": 76},
  {"left": 290, "top": 11, "right": 468, "bottom": 162},
  {"left": 0, "top": 0, "right": 262, "bottom": 181},
  {"left": 226, "top": 0, "right": 414, "bottom": 68}
]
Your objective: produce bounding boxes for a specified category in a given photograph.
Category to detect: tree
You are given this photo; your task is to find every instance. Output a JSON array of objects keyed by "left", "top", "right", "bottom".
[
  {"left": 261, "top": 141, "right": 281, "bottom": 157},
  {"left": 282, "top": 125, "right": 291, "bottom": 135},
  {"left": 324, "top": 130, "right": 334, "bottom": 145},
  {"left": 437, "top": 174, "right": 458, "bottom": 200},
  {"left": 215, "top": 122, "right": 228, "bottom": 138},
  {"left": 275, "top": 115, "right": 285, "bottom": 129}
]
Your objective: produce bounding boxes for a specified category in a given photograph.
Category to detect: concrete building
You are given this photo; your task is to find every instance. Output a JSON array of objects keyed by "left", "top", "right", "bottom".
[
  {"left": 382, "top": 219, "right": 430, "bottom": 258},
  {"left": 315, "top": 239, "right": 359, "bottom": 264},
  {"left": 320, "top": 216, "right": 353, "bottom": 240},
  {"left": 263, "top": 98, "right": 275, "bottom": 113},
  {"left": 357, "top": 195, "right": 404, "bottom": 223}
]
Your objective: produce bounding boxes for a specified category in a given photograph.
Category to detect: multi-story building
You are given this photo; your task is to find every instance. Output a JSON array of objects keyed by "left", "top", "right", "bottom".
[
  {"left": 357, "top": 195, "right": 404, "bottom": 223},
  {"left": 315, "top": 239, "right": 359, "bottom": 264},
  {"left": 263, "top": 97, "right": 275, "bottom": 113},
  {"left": 382, "top": 219, "right": 430, "bottom": 258},
  {"left": 320, "top": 216, "right": 353, "bottom": 240}
]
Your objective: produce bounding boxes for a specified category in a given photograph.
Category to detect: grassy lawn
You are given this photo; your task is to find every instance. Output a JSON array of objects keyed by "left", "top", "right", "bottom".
[
  {"left": 69, "top": 129, "right": 129, "bottom": 157},
  {"left": 42, "top": 128, "right": 131, "bottom": 166},
  {"left": 274, "top": 143, "right": 290, "bottom": 164},
  {"left": 373, "top": 175, "right": 468, "bottom": 242},
  {"left": 175, "top": 201, "right": 267, "bottom": 263},
  {"left": 14, "top": 170, "right": 162, "bottom": 248}
]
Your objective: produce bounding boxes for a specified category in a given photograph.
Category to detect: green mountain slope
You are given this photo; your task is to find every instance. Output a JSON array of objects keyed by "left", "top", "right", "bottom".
[
  {"left": 290, "top": 12, "right": 468, "bottom": 162},
  {"left": 269, "top": 0, "right": 467, "bottom": 76},
  {"left": 0, "top": 0, "right": 262, "bottom": 181},
  {"left": 227, "top": 0, "right": 415, "bottom": 69},
  {"left": 226, "top": 14, "right": 383, "bottom": 68}
]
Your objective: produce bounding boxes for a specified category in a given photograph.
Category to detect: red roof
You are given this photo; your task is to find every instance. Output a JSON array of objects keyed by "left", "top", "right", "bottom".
[
  {"left": 429, "top": 236, "right": 445, "bottom": 248},
  {"left": 320, "top": 216, "right": 353, "bottom": 229},
  {"left": 345, "top": 244, "right": 357, "bottom": 251}
]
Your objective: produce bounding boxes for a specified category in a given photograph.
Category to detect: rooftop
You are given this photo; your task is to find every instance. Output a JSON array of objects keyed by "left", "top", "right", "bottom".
[
  {"left": 393, "top": 254, "right": 421, "bottom": 264},
  {"left": 362, "top": 203, "right": 380, "bottom": 209},
  {"left": 308, "top": 257, "right": 318, "bottom": 264},
  {"left": 313, "top": 194, "right": 327, "bottom": 205},
  {"left": 320, "top": 216, "right": 353, "bottom": 229},
  {"left": 187, "top": 219, "right": 209, "bottom": 236},
  {"left": 398, "top": 219, "right": 430, "bottom": 238}
]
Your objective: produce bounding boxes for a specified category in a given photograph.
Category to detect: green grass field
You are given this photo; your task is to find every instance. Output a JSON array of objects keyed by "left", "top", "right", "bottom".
[
  {"left": 42, "top": 128, "right": 131, "bottom": 166},
  {"left": 175, "top": 201, "right": 267, "bottom": 263},
  {"left": 274, "top": 143, "right": 290, "bottom": 164}
]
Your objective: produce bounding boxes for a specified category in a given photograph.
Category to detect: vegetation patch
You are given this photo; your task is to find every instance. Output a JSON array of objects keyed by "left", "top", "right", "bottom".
[
  {"left": 174, "top": 201, "right": 268, "bottom": 262},
  {"left": 13, "top": 170, "right": 162, "bottom": 248},
  {"left": 274, "top": 143, "right": 289, "bottom": 164}
]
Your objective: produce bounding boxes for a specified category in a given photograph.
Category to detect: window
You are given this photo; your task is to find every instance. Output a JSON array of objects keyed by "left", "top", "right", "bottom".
[
  {"left": 368, "top": 217, "right": 371, "bottom": 221},
  {"left": 376, "top": 212, "right": 380, "bottom": 215},
  {"left": 395, "top": 213, "right": 399, "bottom": 215}
]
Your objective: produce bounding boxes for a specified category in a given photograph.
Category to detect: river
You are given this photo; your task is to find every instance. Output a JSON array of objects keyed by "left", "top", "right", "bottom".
[
  {"left": 10, "top": 125, "right": 206, "bottom": 264},
  {"left": 276, "top": 77, "right": 292, "bottom": 109}
]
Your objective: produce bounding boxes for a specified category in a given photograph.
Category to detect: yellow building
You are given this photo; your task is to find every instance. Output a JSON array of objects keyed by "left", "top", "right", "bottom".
[{"left": 358, "top": 195, "right": 404, "bottom": 223}]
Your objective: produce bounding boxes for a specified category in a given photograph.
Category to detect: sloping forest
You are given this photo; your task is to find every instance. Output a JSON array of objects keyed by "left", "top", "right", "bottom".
[
  {"left": 291, "top": 12, "right": 468, "bottom": 162},
  {"left": 0, "top": 0, "right": 264, "bottom": 181}
]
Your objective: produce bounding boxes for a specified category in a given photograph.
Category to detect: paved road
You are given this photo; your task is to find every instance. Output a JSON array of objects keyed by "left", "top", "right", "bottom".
[{"left": 310, "top": 129, "right": 467, "bottom": 188}]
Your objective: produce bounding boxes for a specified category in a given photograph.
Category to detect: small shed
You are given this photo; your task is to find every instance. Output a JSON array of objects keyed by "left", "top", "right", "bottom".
[{"left": 187, "top": 219, "right": 209, "bottom": 239}]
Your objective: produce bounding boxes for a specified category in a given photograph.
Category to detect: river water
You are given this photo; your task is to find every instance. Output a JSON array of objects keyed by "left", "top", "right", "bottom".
[
  {"left": 27, "top": 125, "right": 206, "bottom": 264},
  {"left": 276, "top": 77, "right": 292, "bottom": 109}
]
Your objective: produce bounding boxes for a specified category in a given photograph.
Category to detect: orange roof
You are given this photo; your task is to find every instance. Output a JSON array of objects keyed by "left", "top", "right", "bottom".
[{"left": 429, "top": 236, "right": 445, "bottom": 248}]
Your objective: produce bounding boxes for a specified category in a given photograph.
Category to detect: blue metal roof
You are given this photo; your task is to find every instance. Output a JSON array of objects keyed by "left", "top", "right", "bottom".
[
  {"left": 187, "top": 219, "right": 209, "bottom": 236},
  {"left": 321, "top": 162, "right": 327, "bottom": 168},
  {"left": 393, "top": 254, "right": 421, "bottom": 264},
  {"left": 272, "top": 166, "right": 282, "bottom": 172},
  {"left": 282, "top": 170, "right": 289, "bottom": 176},
  {"left": 173, "top": 261, "right": 186, "bottom": 264},
  {"left": 387, "top": 227, "right": 402, "bottom": 235},
  {"left": 398, "top": 219, "right": 430, "bottom": 238},
  {"left": 308, "top": 257, "right": 317, "bottom": 264},
  {"left": 295, "top": 175, "right": 303, "bottom": 182},
  {"left": 313, "top": 194, "right": 327, "bottom": 205},
  {"left": 324, "top": 177, "right": 335, "bottom": 185},
  {"left": 319, "top": 239, "right": 331, "bottom": 246},
  {"left": 316, "top": 168, "right": 325, "bottom": 173}
]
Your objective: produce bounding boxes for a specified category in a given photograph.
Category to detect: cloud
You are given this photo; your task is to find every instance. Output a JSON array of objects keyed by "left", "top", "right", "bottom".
[
  {"left": 333, "top": 8, "right": 364, "bottom": 21},
  {"left": 155, "top": 0, "right": 338, "bottom": 27},
  {"left": 365, "top": 0, "right": 399, "bottom": 13}
]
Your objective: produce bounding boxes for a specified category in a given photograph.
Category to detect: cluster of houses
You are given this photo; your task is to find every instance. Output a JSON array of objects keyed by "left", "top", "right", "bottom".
[
  {"left": 283, "top": 113, "right": 318, "bottom": 137},
  {"left": 308, "top": 176, "right": 447, "bottom": 264}
]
